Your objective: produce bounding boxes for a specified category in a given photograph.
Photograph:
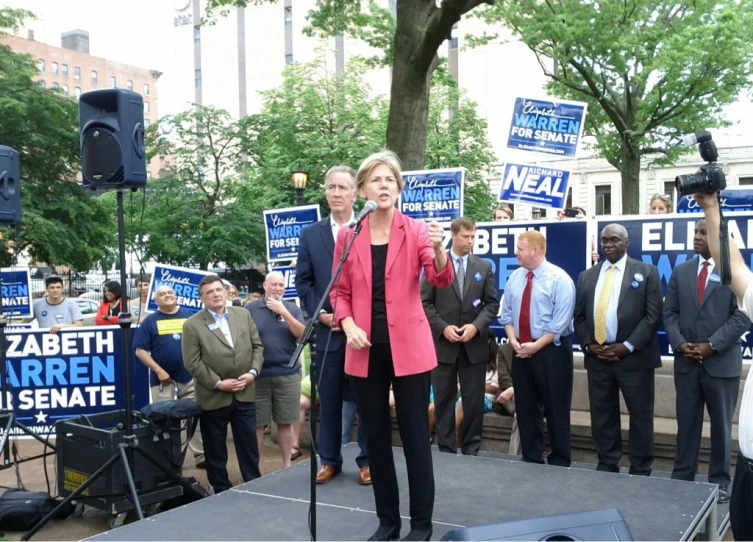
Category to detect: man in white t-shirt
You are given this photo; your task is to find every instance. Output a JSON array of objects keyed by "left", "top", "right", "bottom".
[
  {"left": 694, "top": 192, "right": 753, "bottom": 541},
  {"left": 32, "top": 276, "right": 83, "bottom": 334}
]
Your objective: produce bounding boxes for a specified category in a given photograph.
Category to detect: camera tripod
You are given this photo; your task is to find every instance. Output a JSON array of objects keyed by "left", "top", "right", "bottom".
[{"left": 23, "top": 191, "right": 205, "bottom": 540}]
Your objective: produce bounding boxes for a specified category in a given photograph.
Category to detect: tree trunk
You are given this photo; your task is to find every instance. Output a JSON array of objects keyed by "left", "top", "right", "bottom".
[
  {"left": 620, "top": 140, "right": 641, "bottom": 215},
  {"left": 385, "top": 2, "right": 435, "bottom": 170}
]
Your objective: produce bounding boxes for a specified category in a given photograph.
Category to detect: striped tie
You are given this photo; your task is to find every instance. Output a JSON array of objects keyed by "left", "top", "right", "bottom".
[{"left": 595, "top": 265, "right": 615, "bottom": 345}]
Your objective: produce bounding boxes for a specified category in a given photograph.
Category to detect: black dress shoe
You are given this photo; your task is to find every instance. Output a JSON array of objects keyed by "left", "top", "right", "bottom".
[
  {"left": 367, "top": 524, "right": 401, "bottom": 541},
  {"left": 401, "top": 527, "right": 432, "bottom": 541},
  {"left": 718, "top": 487, "right": 730, "bottom": 504}
]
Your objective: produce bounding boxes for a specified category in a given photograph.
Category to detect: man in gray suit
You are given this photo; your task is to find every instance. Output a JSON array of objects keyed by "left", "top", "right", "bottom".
[
  {"left": 421, "top": 216, "right": 499, "bottom": 455},
  {"left": 664, "top": 218, "right": 749, "bottom": 503},
  {"left": 182, "top": 275, "right": 265, "bottom": 493},
  {"left": 574, "top": 223, "right": 662, "bottom": 475}
]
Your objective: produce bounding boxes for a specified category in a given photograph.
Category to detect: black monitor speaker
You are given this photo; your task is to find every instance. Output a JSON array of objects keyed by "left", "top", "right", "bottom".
[{"left": 0, "top": 146, "right": 21, "bottom": 226}]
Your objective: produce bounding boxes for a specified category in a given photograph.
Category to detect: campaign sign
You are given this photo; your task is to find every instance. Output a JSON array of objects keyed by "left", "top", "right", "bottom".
[
  {"left": 507, "top": 97, "right": 587, "bottom": 157},
  {"left": 147, "top": 264, "right": 212, "bottom": 314},
  {"left": 457, "top": 220, "right": 590, "bottom": 348},
  {"left": 1, "top": 269, "right": 32, "bottom": 318},
  {"left": 498, "top": 163, "right": 571, "bottom": 210},
  {"left": 272, "top": 266, "right": 298, "bottom": 300},
  {"left": 597, "top": 213, "right": 753, "bottom": 360},
  {"left": 264, "top": 205, "right": 321, "bottom": 263},
  {"left": 676, "top": 189, "right": 753, "bottom": 213},
  {"left": 0, "top": 327, "right": 150, "bottom": 435},
  {"left": 399, "top": 168, "right": 464, "bottom": 224}
]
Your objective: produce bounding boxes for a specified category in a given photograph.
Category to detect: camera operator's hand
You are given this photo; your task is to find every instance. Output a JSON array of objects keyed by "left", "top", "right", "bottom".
[{"left": 693, "top": 192, "right": 719, "bottom": 210}]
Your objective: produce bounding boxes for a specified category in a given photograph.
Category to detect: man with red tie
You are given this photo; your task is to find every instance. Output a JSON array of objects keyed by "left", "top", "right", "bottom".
[{"left": 500, "top": 230, "right": 576, "bottom": 467}]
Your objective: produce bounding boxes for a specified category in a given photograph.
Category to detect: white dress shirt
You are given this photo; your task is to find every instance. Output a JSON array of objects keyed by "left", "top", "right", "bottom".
[
  {"left": 593, "top": 254, "right": 627, "bottom": 345},
  {"left": 330, "top": 213, "right": 356, "bottom": 242},
  {"left": 209, "top": 308, "right": 234, "bottom": 349},
  {"left": 697, "top": 255, "right": 715, "bottom": 287},
  {"left": 736, "top": 282, "right": 753, "bottom": 458}
]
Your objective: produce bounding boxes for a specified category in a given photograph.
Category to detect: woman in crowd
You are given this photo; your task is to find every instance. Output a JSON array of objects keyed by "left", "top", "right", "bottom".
[
  {"left": 331, "top": 150, "right": 453, "bottom": 541},
  {"left": 493, "top": 204, "right": 514, "bottom": 221},
  {"left": 226, "top": 284, "right": 243, "bottom": 307},
  {"left": 649, "top": 194, "right": 672, "bottom": 214},
  {"left": 95, "top": 281, "right": 124, "bottom": 326}
]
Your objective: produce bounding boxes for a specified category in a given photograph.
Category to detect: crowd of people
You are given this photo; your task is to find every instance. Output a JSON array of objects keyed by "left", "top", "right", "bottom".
[{"left": 27, "top": 156, "right": 751, "bottom": 541}]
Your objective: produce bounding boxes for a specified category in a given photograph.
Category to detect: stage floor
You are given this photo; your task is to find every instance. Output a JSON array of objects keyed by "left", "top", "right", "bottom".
[{"left": 89, "top": 445, "right": 721, "bottom": 541}]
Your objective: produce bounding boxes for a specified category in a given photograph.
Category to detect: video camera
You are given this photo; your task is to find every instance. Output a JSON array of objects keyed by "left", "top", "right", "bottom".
[{"left": 674, "top": 131, "right": 726, "bottom": 195}]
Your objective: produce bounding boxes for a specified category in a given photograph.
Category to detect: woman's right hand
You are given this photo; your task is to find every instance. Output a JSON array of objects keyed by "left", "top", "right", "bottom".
[{"left": 343, "top": 321, "right": 371, "bottom": 351}]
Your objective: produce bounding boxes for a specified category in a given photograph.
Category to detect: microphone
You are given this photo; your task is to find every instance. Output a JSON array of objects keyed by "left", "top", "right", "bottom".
[{"left": 349, "top": 200, "right": 378, "bottom": 228}]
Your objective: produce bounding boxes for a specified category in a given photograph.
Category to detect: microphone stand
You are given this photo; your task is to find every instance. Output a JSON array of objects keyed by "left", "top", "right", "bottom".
[{"left": 287, "top": 220, "right": 364, "bottom": 542}]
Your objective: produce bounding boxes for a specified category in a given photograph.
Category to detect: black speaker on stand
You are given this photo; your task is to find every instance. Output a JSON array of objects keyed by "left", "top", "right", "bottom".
[
  {"left": 23, "top": 89, "right": 204, "bottom": 540},
  {"left": 0, "top": 146, "right": 56, "bottom": 471}
]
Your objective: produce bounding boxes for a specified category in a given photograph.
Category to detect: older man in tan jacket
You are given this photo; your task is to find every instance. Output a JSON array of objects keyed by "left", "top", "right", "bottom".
[{"left": 182, "top": 275, "right": 264, "bottom": 493}]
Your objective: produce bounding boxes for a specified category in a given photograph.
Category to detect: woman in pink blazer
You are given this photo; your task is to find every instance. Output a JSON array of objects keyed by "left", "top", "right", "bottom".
[{"left": 331, "top": 151, "right": 453, "bottom": 541}]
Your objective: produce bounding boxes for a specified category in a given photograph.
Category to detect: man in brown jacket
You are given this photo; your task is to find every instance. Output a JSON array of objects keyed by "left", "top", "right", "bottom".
[{"left": 182, "top": 275, "right": 264, "bottom": 493}]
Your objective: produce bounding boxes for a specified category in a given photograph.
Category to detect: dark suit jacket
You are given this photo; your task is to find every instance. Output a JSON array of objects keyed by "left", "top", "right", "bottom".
[
  {"left": 663, "top": 257, "right": 750, "bottom": 378},
  {"left": 181, "top": 307, "right": 264, "bottom": 411},
  {"left": 574, "top": 257, "right": 662, "bottom": 371},
  {"left": 295, "top": 216, "right": 344, "bottom": 352},
  {"left": 421, "top": 254, "right": 499, "bottom": 364}
]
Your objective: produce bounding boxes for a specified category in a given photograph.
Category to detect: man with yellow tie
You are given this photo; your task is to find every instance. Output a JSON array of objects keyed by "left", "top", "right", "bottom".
[{"left": 574, "top": 223, "right": 663, "bottom": 475}]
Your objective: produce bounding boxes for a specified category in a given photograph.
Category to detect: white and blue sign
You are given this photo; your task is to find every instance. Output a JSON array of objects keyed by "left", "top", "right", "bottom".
[
  {"left": 272, "top": 266, "right": 298, "bottom": 300},
  {"left": 0, "top": 328, "right": 150, "bottom": 435},
  {"left": 508, "top": 97, "right": 587, "bottom": 157},
  {"left": 676, "top": 189, "right": 753, "bottom": 213},
  {"left": 597, "top": 213, "right": 753, "bottom": 360},
  {"left": 399, "top": 168, "right": 464, "bottom": 224},
  {"left": 1, "top": 269, "right": 32, "bottom": 318},
  {"left": 499, "top": 163, "right": 572, "bottom": 210},
  {"left": 264, "top": 204, "right": 321, "bottom": 263},
  {"left": 147, "top": 264, "right": 212, "bottom": 314}
]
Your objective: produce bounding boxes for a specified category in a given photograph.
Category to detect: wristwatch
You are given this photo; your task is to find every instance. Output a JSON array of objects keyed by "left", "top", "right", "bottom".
[{"left": 708, "top": 341, "right": 716, "bottom": 351}]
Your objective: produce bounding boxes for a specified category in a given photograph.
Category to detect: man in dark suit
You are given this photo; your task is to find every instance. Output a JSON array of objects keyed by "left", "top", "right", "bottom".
[
  {"left": 664, "top": 218, "right": 749, "bottom": 502},
  {"left": 421, "top": 216, "right": 499, "bottom": 455},
  {"left": 182, "top": 275, "right": 264, "bottom": 493},
  {"left": 295, "top": 165, "right": 370, "bottom": 485},
  {"left": 574, "top": 223, "right": 662, "bottom": 475}
]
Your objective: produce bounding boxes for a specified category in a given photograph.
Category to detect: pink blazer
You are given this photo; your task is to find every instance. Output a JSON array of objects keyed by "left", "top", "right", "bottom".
[{"left": 331, "top": 210, "right": 454, "bottom": 378}]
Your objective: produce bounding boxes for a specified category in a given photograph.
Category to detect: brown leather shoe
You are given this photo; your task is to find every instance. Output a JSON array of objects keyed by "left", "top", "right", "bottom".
[
  {"left": 316, "top": 465, "right": 337, "bottom": 484},
  {"left": 358, "top": 466, "right": 372, "bottom": 485}
]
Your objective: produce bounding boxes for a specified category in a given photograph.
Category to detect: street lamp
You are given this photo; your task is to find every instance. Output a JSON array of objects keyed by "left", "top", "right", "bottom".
[{"left": 291, "top": 167, "right": 309, "bottom": 206}]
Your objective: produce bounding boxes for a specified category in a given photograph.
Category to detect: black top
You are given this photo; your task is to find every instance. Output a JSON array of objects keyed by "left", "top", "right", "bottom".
[{"left": 371, "top": 244, "right": 389, "bottom": 344}]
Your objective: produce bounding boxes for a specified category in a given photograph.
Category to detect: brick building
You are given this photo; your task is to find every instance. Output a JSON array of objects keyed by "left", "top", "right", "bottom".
[{"left": 1, "top": 29, "right": 163, "bottom": 178}]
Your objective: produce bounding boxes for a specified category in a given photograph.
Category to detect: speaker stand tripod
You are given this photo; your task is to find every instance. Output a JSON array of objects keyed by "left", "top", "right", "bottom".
[{"left": 22, "top": 191, "right": 205, "bottom": 540}]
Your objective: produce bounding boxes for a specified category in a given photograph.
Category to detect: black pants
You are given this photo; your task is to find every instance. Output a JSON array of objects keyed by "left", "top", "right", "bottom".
[
  {"left": 351, "top": 342, "right": 434, "bottom": 531},
  {"left": 200, "top": 399, "right": 261, "bottom": 493},
  {"left": 511, "top": 338, "right": 573, "bottom": 467},
  {"left": 432, "top": 346, "right": 486, "bottom": 455},
  {"left": 672, "top": 366, "right": 739, "bottom": 487},
  {"left": 730, "top": 452, "right": 753, "bottom": 542},
  {"left": 587, "top": 366, "right": 654, "bottom": 475}
]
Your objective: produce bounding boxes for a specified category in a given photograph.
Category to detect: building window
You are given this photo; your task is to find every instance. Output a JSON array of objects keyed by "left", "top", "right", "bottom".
[
  {"left": 565, "top": 187, "right": 573, "bottom": 210},
  {"left": 75, "top": 87, "right": 81, "bottom": 99},
  {"left": 51, "top": 62, "right": 58, "bottom": 75},
  {"left": 285, "top": 6, "right": 292, "bottom": 27},
  {"left": 143, "top": 83, "right": 149, "bottom": 95},
  {"left": 52, "top": 82, "right": 59, "bottom": 88},
  {"left": 62, "top": 84, "right": 69, "bottom": 94},
  {"left": 194, "top": 69, "right": 202, "bottom": 88},
  {"left": 594, "top": 185, "right": 612, "bottom": 215},
  {"left": 144, "top": 119, "right": 151, "bottom": 129},
  {"left": 62, "top": 64, "right": 68, "bottom": 77},
  {"left": 739, "top": 176, "right": 753, "bottom": 186},
  {"left": 662, "top": 181, "right": 675, "bottom": 198},
  {"left": 450, "top": 24, "right": 458, "bottom": 50},
  {"left": 144, "top": 101, "right": 150, "bottom": 114},
  {"left": 38, "top": 80, "right": 46, "bottom": 88},
  {"left": 285, "top": 54, "right": 293, "bottom": 65},
  {"left": 194, "top": 25, "right": 201, "bottom": 43},
  {"left": 91, "top": 70, "right": 98, "bottom": 84},
  {"left": 109, "top": 76, "right": 116, "bottom": 88},
  {"left": 127, "top": 80, "right": 133, "bottom": 91},
  {"left": 74, "top": 67, "right": 80, "bottom": 80},
  {"left": 37, "top": 59, "right": 45, "bottom": 72}
]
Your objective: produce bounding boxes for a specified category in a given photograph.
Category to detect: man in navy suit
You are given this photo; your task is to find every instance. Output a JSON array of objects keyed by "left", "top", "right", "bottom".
[{"left": 295, "top": 165, "right": 370, "bottom": 485}]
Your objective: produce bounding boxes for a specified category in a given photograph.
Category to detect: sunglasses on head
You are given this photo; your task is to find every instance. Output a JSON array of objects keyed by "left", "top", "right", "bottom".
[{"left": 651, "top": 194, "right": 671, "bottom": 202}]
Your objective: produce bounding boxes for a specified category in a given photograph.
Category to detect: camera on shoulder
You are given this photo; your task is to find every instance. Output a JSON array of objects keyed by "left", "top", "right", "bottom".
[{"left": 674, "top": 131, "right": 726, "bottom": 196}]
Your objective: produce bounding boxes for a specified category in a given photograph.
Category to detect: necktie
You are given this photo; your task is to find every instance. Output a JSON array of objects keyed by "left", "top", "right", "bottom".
[
  {"left": 518, "top": 271, "right": 534, "bottom": 343},
  {"left": 595, "top": 265, "right": 615, "bottom": 345},
  {"left": 456, "top": 258, "right": 465, "bottom": 297},
  {"left": 698, "top": 261, "right": 710, "bottom": 305}
]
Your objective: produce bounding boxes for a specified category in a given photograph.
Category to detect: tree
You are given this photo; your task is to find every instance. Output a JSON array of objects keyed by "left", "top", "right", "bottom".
[
  {"left": 477, "top": 0, "right": 753, "bottom": 213},
  {"left": 0, "top": 8, "right": 117, "bottom": 269},
  {"left": 205, "top": 0, "right": 493, "bottom": 171},
  {"left": 144, "top": 106, "right": 260, "bottom": 270}
]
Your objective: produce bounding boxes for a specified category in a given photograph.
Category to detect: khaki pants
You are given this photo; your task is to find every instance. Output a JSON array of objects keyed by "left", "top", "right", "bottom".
[{"left": 150, "top": 379, "right": 204, "bottom": 462}]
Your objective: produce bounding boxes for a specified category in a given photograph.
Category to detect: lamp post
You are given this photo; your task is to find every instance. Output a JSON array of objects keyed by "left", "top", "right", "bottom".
[{"left": 291, "top": 167, "right": 309, "bottom": 206}]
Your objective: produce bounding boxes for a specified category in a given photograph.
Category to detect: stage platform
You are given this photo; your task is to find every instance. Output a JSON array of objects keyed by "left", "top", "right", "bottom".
[{"left": 89, "top": 445, "right": 723, "bottom": 541}]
